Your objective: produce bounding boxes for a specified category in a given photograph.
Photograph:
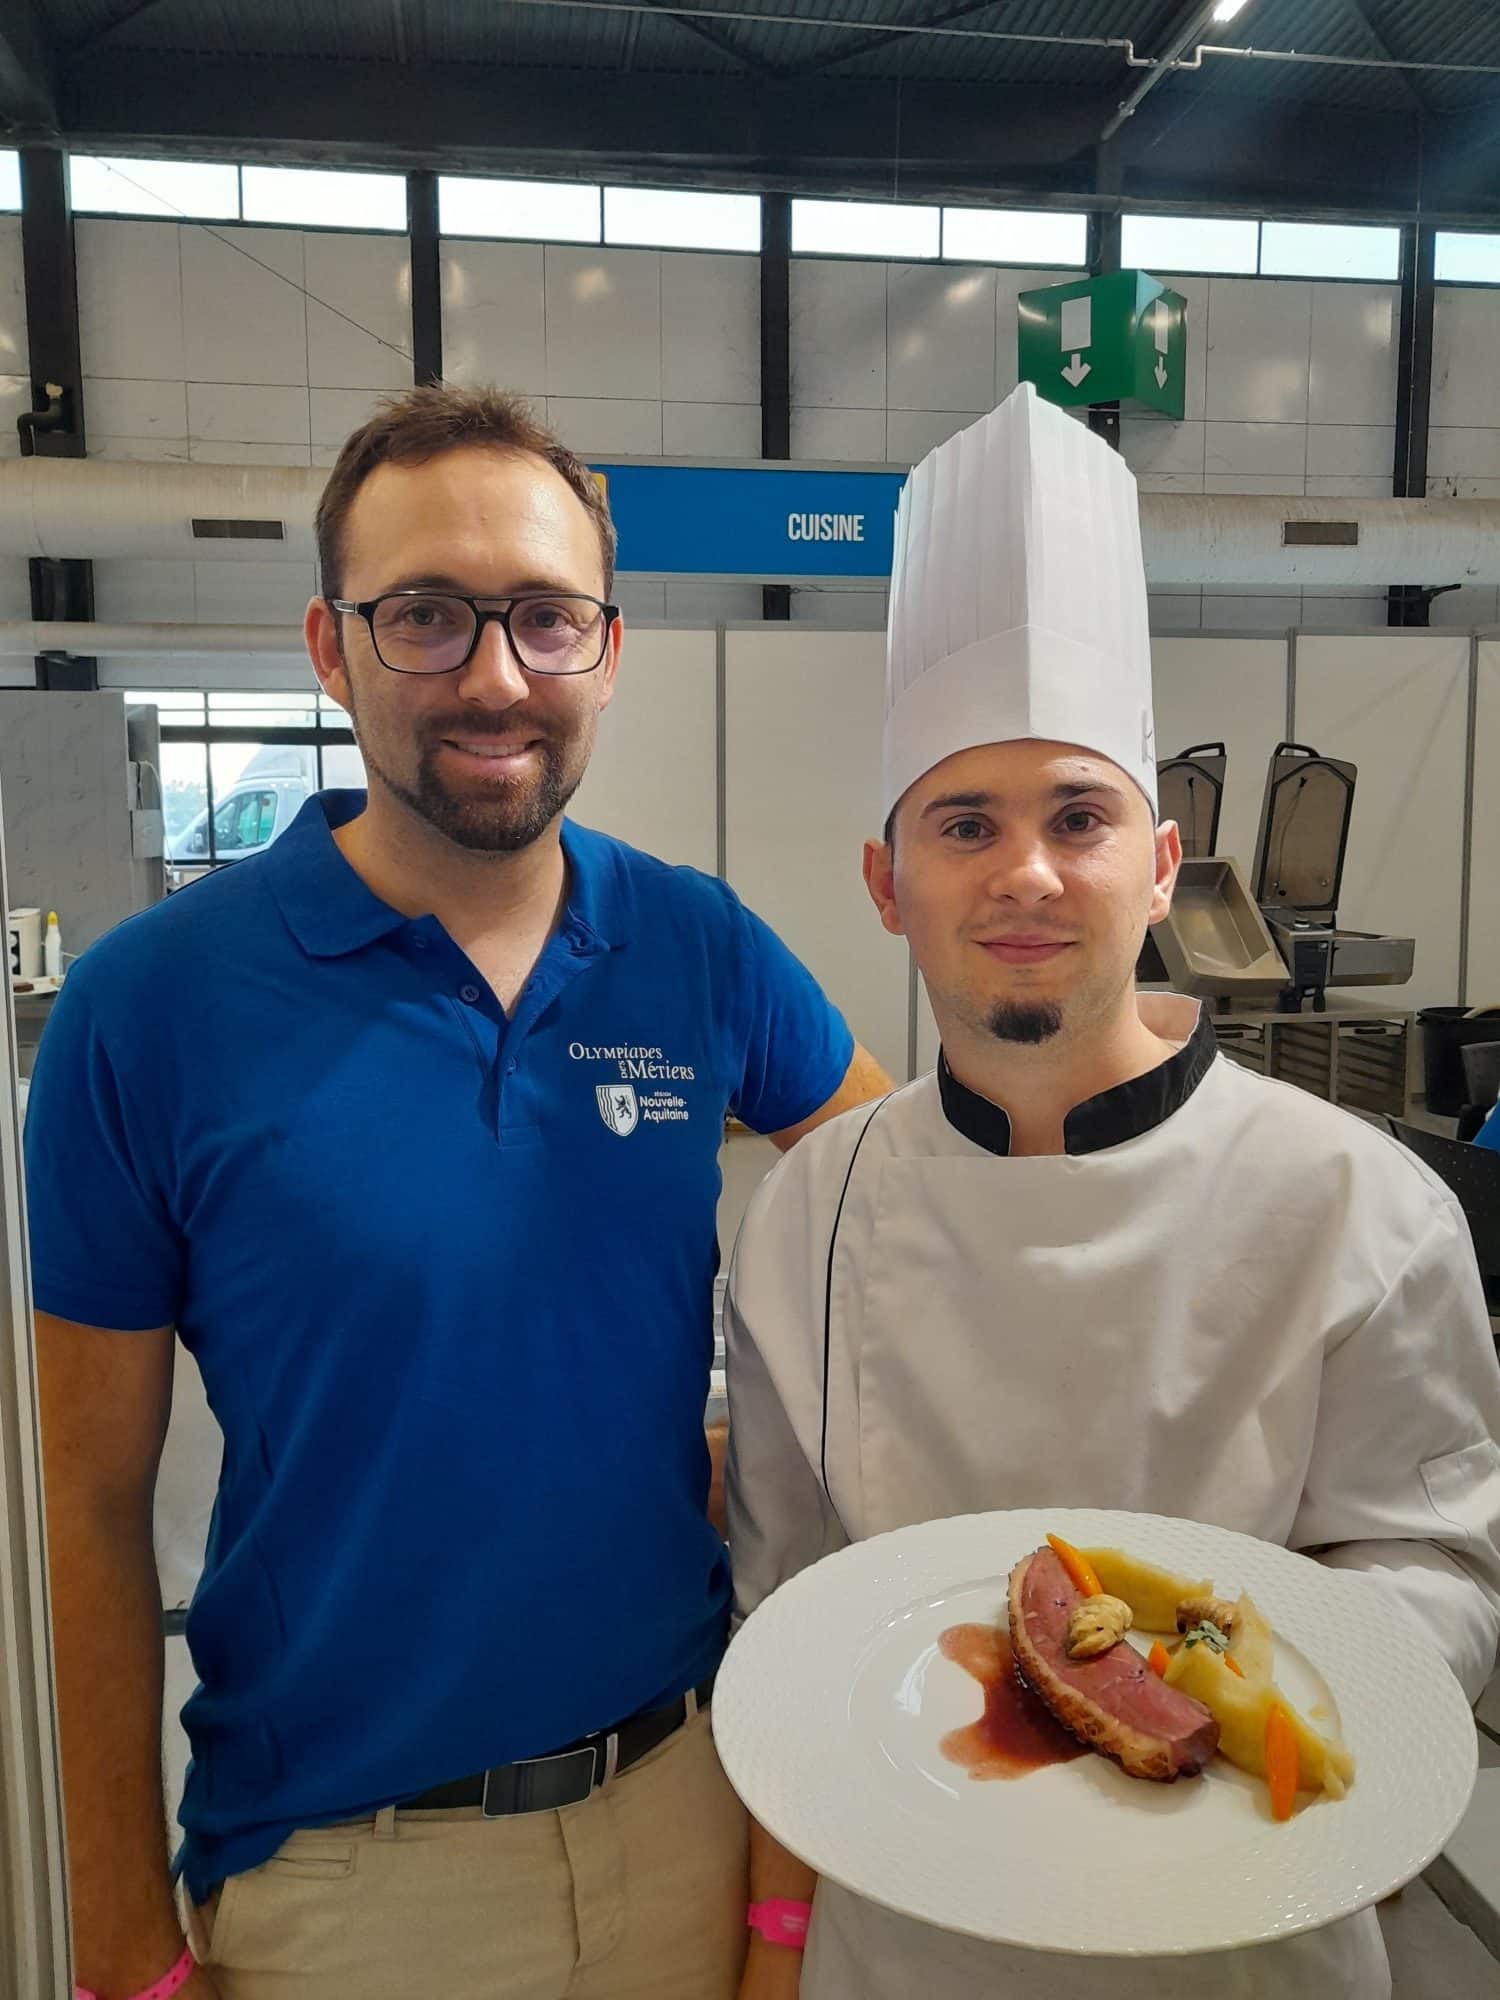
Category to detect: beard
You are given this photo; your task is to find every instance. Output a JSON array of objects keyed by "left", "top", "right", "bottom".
[
  {"left": 351, "top": 695, "right": 588, "bottom": 853},
  {"left": 986, "top": 999, "right": 1064, "bottom": 1045}
]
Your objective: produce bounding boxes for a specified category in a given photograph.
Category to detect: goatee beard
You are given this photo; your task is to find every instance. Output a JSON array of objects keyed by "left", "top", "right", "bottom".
[
  {"left": 986, "top": 1000, "right": 1064, "bottom": 1045},
  {"left": 355, "top": 716, "right": 582, "bottom": 853}
]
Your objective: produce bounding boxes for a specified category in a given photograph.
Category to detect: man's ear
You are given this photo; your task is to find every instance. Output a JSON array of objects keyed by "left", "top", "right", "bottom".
[
  {"left": 306, "top": 597, "right": 353, "bottom": 717},
  {"left": 863, "top": 837, "right": 905, "bottom": 938},
  {"left": 1148, "top": 816, "right": 1183, "bottom": 927}
]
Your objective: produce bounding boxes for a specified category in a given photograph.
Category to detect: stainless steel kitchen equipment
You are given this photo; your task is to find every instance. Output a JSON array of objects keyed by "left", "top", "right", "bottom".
[
  {"left": 1250, "top": 742, "right": 1414, "bottom": 1010},
  {"left": 1155, "top": 741, "right": 1225, "bottom": 861},
  {"left": 1146, "top": 740, "right": 1416, "bottom": 1014}
]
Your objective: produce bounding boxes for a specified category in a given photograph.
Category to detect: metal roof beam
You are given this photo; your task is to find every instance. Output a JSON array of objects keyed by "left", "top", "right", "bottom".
[
  {"left": 777, "top": 0, "right": 1031, "bottom": 83},
  {"left": 1100, "top": 0, "right": 1222, "bottom": 144},
  {"left": 629, "top": 0, "right": 781, "bottom": 76},
  {"left": 52, "top": 49, "right": 1484, "bottom": 223},
  {"left": 63, "top": 0, "right": 179, "bottom": 63},
  {"left": 0, "top": 0, "right": 57, "bottom": 137},
  {"left": 1342, "top": 0, "right": 1436, "bottom": 116}
]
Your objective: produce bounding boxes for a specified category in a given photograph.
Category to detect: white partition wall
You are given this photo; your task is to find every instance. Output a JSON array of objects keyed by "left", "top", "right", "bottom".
[
  {"left": 1151, "top": 637, "right": 1290, "bottom": 867},
  {"left": 724, "top": 629, "right": 909, "bottom": 1080},
  {"left": 1293, "top": 634, "right": 1470, "bottom": 1010},
  {"left": 567, "top": 628, "right": 718, "bottom": 873},
  {"left": 1471, "top": 643, "right": 1500, "bottom": 1008}
]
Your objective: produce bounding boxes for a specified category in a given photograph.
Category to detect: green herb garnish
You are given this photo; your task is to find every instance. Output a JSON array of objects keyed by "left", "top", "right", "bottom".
[{"left": 1181, "top": 1620, "right": 1230, "bottom": 1654}]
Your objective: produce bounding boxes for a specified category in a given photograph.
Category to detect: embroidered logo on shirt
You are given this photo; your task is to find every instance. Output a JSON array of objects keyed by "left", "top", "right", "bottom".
[
  {"left": 568, "top": 1041, "right": 697, "bottom": 1082},
  {"left": 596, "top": 1084, "right": 641, "bottom": 1137}
]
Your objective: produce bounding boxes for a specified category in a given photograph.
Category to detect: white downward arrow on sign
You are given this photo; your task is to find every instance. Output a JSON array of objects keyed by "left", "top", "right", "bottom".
[
  {"left": 1062, "top": 354, "right": 1091, "bottom": 387},
  {"left": 1154, "top": 357, "right": 1168, "bottom": 388}
]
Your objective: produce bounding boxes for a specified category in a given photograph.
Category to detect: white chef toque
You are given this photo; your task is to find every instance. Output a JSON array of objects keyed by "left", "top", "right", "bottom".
[{"left": 882, "top": 381, "right": 1157, "bottom": 821}]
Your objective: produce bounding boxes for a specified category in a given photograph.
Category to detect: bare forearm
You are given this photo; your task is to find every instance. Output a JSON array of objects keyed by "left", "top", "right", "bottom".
[
  {"left": 48, "top": 1493, "right": 184, "bottom": 1993},
  {"left": 740, "top": 1818, "right": 817, "bottom": 1995},
  {"left": 749, "top": 1815, "right": 817, "bottom": 1903}
]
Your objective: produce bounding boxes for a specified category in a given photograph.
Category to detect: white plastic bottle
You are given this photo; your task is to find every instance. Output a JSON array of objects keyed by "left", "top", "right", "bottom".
[{"left": 43, "top": 911, "right": 61, "bottom": 980}]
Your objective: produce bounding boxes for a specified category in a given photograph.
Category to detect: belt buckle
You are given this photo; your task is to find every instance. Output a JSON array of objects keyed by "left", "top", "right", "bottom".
[{"left": 481, "top": 1743, "right": 601, "bottom": 1818}]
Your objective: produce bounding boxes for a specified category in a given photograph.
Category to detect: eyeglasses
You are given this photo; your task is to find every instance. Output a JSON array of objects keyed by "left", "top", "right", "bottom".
[{"left": 328, "top": 590, "right": 619, "bottom": 677}]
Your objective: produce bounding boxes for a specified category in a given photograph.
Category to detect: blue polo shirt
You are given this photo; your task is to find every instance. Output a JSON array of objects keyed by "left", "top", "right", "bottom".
[
  {"left": 1477, "top": 1101, "right": 1500, "bottom": 1153},
  {"left": 24, "top": 793, "right": 852, "bottom": 1900}
]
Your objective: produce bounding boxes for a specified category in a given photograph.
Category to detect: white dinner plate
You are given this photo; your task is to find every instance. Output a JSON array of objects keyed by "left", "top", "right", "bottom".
[{"left": 714, "top": 1508, "right": 1478, "bottom": 1956}]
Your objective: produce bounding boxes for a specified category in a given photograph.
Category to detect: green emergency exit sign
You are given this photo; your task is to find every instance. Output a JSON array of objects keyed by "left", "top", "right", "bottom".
[{"left": 1018, "top": 270, "right": 1187, "bottom": 419}]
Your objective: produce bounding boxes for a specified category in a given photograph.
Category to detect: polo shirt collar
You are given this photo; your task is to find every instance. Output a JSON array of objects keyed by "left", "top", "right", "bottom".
[
  {"left": 267, "top": 792, "right": 410, "bottom": 959},
  {"left": 937, "top": 999, "right": 1218, "bottom": 1158},
  {"left": 266, "top": 793, "right": 620, "bottom": 961}
]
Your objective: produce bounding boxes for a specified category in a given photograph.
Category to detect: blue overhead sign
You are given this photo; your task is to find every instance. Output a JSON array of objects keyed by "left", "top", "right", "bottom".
[{"left": 592, "top": 463, "right": 907, "bottom": 579}]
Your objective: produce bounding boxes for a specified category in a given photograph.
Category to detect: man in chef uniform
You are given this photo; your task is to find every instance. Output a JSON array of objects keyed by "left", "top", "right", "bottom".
[{"left": 724, "top": 382, "right": 1500, "bottom": 2000}]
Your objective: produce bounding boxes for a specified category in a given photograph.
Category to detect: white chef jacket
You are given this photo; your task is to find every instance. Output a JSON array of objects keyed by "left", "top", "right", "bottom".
[{"left": 725, "top": 994, "right": 1500, "bottom": 2000}]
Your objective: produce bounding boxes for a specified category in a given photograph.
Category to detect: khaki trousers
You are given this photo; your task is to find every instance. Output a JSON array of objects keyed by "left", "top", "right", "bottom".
[{"left": 183, "top": 1707, "right": 749, "bottom": 1999}]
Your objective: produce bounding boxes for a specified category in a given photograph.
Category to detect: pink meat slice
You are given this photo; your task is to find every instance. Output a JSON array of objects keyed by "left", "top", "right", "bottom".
[{"left": 1007, "top": 1547, "right": 1219, "bottom": 1782}]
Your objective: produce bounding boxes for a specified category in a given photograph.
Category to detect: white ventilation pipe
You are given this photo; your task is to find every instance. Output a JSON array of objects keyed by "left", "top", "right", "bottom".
[
  {"left": 0, "top": 459, "right": 321, "bottom": 564},
  {"left": 0, "top": 622, "right": 306, "bottom": 657},
  {"left": 3, "top": 456, "right": 1500, "bottom": 588}
]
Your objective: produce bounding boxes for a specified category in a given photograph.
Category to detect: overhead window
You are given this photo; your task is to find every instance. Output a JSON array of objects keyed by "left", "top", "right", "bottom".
[
  {"left": 604, "top": 186, "right": 761, "bottom": 253},
  {"left": 1119, "top": 213, "right": 1258, "bottom": 275},
  {"left": 1435, "top": 232, "right": 1500, "bottom": 285},
  {"left": 0, "top": 151, "right": 20, "bottom": 212},
  {"left": 68, "top": 154, "right": 241, "bottom": 221},
  {"left": 240, "top": 165, "right": 405, "bottom": 232},
  {"left": 941, "top": 206, "right": 1087, "bottom": 267},
  {"left": 792, "top": 198, "right": 940, "bottom": 260},
  {"left": 438, "top": 175, "right": 602, "bottom": 244},
  {"left": 1259, "top": 220, "right": 1399, "bottom": 281},
  {"left": 126, "top": 690, "right": 361, "bottom": 879}
]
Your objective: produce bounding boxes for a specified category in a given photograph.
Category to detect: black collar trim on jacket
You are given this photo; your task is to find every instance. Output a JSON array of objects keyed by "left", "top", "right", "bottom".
[{"left": 937, "top": 1007, "right": 1217, "bottom": 1158}]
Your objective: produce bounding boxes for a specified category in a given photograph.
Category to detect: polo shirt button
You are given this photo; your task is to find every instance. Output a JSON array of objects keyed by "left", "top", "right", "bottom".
[
  {"left": 411, "top": 936, "right": 427, "bottom": 951},
  {"left": 459, "top": 983, "right": 481, "bottom": 1004}
]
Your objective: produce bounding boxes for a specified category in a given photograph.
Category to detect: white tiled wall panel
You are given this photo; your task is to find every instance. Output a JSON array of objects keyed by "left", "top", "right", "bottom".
[
  {"left": 1293, "top": 635, "right": 1469, "bottom": 1010},
  {"left": 182, "top": 226, "right": 310, "bottom": 386},
  {"left": 1308, "top": 283, "right": 1399, "bottom": 425},
  {"left": 1430, "top": 289, "right": 1500, "bottom": 492},
  {"left": 0, "top": 215, "right": 27, "bottom": 458},
  {"left": 790, "top": 257, "right": 887, "bottom": 411},
  {"left": 662, "top": 401, "right": 759, "bottom": 457},
  {"left": 304, "top": 232, "right": 411, "bottom": 392},
  {"left": 441, "top": 243, "right": 761, "bottom": 466},
  {"left": 725, "top": 629, "right": 909, "bottom": 1078},
  {"left": 1151, "top": 637, "right": 1289, "bottom": 867},
  {"left": 0, "top": 556, "right": 31, "bottom": 619},
  {"left": 1205, "top": 278, "right": 1312, "bottom": 424},
  {"left": 789, "top": 263, "right": 1399, "bottom": 540},
  {"left": 545, "top": 245, "right": 663, "bottom": 401},
  {"left": 440, "top": 240, "right": 548, "bottom": 393},
  {"left": 1124, "top": 278, "right": 1397, "bottom": 521},
  {"left": 74, "top": 217, "right": 411, "bottom": 468},
  {"left": 569, "top": 629, "right": 717, "bottom": 873},
  {"left": 661, "top": 252, "right": 759, "bottom": 405},
  {"left": 886, "top": 263, "right": 996, "bottom": 412},
  {"left": 1471, "top": 645, "right": 1500, "bottom": 1009}
]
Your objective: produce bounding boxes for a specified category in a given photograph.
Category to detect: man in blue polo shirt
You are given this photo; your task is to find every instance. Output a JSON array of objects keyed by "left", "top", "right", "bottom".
[{"left": 26, "top": 385, "right": 887, "bottom": 2000}]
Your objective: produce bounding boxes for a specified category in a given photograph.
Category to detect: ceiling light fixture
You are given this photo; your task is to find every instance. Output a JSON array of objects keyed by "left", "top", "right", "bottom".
[{"left": 1212, "top": 0, "right": 1251, "bottom": 20}]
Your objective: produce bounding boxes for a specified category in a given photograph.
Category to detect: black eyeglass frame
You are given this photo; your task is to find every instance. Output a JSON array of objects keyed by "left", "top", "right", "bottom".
[{"left": 328, "top": 590, "right": 620, "bottom": 677}]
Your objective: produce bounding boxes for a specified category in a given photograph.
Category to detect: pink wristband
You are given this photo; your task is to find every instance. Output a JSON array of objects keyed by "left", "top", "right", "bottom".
[
  {"left": 76, "top": 1942, "right": 195, "bottom": 2000},
  {"left": 747, "top": 1898, "right": 811, "bottom": 1949}
]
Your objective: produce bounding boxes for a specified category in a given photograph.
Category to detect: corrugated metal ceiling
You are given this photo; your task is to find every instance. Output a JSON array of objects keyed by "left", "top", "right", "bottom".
[{"left": 35, "top": 1, "right": 1500, "bottom": 113}]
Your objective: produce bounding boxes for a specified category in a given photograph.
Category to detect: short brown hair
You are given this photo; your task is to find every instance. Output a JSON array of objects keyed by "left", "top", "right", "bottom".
[{"left": 315, "top": 383, "right": 618, "bottom": 600}]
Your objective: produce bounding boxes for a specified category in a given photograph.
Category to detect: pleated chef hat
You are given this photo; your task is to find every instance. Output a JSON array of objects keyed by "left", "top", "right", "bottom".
[{"left": 882, "top": 382, "right": 1157, "bottom": 820}]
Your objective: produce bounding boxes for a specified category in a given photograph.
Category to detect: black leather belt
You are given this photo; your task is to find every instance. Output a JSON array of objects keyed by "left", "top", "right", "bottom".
[{"left": 396, "top": 1673, "right": 716, "bottom": 1818}]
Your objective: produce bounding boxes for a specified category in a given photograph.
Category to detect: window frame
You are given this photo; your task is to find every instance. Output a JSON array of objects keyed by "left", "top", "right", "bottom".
[{"left": 153, "top": 705, "right": 358, "bottom": 871}]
